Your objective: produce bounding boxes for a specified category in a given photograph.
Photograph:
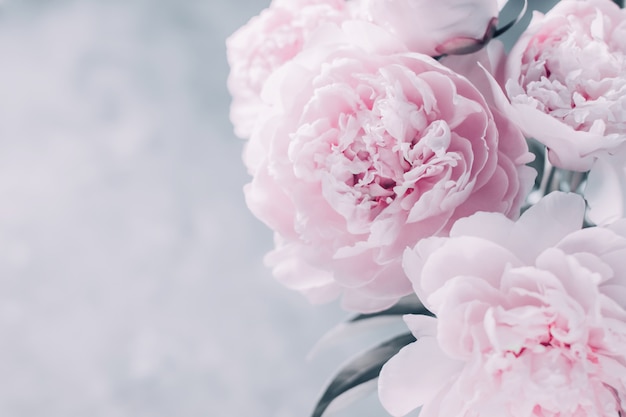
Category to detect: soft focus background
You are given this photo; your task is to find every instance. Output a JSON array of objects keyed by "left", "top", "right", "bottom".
[{"left": 0, "top": 0, "right": 556, "bottom": 416}]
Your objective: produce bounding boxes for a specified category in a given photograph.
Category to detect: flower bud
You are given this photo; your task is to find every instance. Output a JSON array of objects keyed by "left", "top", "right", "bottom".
[{"left": 353, "top": 0, "right": 505, "bottom": 56}]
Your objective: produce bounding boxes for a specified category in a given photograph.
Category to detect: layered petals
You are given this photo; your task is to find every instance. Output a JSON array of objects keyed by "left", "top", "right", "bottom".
[
  {"left": 504, "top": 0, "right": 626, "bottom": 171},
  {"left": 382, "top": 192, "right": 626, "bottom": 416},
  {"left": 226, "top": 0, "right": 349, "bottom": 138},
  {"left": 244, "top": 22, "right": 533, "bottom": 312}
]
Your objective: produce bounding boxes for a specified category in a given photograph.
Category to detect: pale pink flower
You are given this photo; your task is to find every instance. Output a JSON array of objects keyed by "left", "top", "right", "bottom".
[
  {"left": 244, "top": 22, "right": 534, "bottom": 312},
  {"left": 226, "top": 0, "right": 349, "bottom": 138},
  {"left": 502, "top": 0, "right": 626, "bottom": 171},
  {"left": 351, "top": 0, "right": 506, "bottom": 56},
  {"left": 380, "top": 192, "right": 626, "bottom": 417}
]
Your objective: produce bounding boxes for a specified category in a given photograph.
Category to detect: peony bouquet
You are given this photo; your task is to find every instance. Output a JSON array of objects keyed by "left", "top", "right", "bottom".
[{"left": 226, "top": 0, "right": 626, "bottom": 416}]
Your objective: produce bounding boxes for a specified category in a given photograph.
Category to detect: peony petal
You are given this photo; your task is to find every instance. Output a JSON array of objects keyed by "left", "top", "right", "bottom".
[
  {"left": 402, "top": 238, "right": 447, "bottom": 307},
  {"left": 419, "top": 236, "right": 522, "bottom": 300},
  {"left": 378, "top": 336, "right": 462, "bottom": 417},
  {"left": 450, "top": 210, "right": 515, "bottom": 243},
  {"left": 509, "top": 191, "right": 585, "bottom": 263},
  {"left": 403, "top": 314, "right": 438, "bottom": 338}
]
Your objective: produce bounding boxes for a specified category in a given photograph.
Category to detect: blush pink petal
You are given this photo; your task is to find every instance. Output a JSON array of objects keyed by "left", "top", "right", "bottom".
[
  {"left": 502, "top": 96, "right": 615, "bottom": 171},
  {"left": 403, "top": 314, "right": 438, "bottom": 338},
  {"left": 449, "top": 209, "right": 515, "bottom": 242},
  {"left": 556, "top": 227, "right": 626, "bottom": 270},
  {"left": 506, "top": 191, "right": 585, "bottom": 262},
  {"left": 244, "top": 168, "right": 298, "bottom": 240},
  {"left": 430, "top": 276, "right": 506, "bottom": 358},
  {"left": 355, "top": 0, "right": 502, "bottom": 56},
  {"left": 378, "top": 336, "right": 463, "bottom": 417},
  {"left": 418, "top": 236, "right": 522, "bottom": 304},
  {"left": 402, "top": 239, "right": 444, "bottom": 305},
  {"left": 449, "top": 191, "right": 585, "bottom": 264}
]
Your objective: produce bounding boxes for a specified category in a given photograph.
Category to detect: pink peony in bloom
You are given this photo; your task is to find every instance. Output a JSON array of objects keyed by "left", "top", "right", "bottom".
[
  {"left": 226, "top": 0, "right": 349, "bottom": 138},
  {"left": 379, "top": 192, "right": 626, "bottom": 417},
  {"left": 244, "top": 22, "right": 534, "bottom": 312},
  {"left": 502, "top": 0, "right": 626, "bottom": 171},
  {"left": 351, "top": 0, "right": 507, "bottom": 56}
]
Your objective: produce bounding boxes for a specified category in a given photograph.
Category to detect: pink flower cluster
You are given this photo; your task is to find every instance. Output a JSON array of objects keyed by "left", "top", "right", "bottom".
[
  {"left": 227, "top": 0, "right": 506, "bottom": 139},
  {"left": 226, "top": 0, "right": 626, "bottom": 415},
  {"left": 228, "top": 0, "right": 534, "bottom": 312},
  {"left": 380, "top": 192, "right": 626, "bottom": 417}
]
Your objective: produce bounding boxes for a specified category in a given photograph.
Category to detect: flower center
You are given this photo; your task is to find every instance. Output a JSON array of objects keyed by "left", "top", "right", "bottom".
[
  {"left": 330, "top": 94, "right": 459, "bottom": 224},
  {"left": 514, "top": 15, "right": 626, "bottom": 136}
]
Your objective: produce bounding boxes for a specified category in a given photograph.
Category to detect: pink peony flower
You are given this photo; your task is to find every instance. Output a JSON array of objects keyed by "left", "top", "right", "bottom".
[
  {"left": 226, "top": 0, "right": 349, "bottom": 138},
  {"left": 380, "top": 192, "right": 626, "bottom": 417},
  {"left": 244, "top": 22, "right": 534, "bottom": 312},
  {"left": 502, "top": 0, "right": 626, "bottom": 171},
  {"left": 350, "top": 0, "right": 507, "bottom": 56}
]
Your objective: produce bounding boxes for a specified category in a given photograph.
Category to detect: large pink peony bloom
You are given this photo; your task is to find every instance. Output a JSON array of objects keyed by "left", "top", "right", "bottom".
[
  {"left": 380, "top": 192, "right": 626, "bottom": 417},
  {"left": 226, "top": 0, "right": 349, "bottom": 138},
  {"left": 503, "top": 0, "right": 626, "bottom": 171},
  {"left": 351, "top": 0, "right": 507, "bottom": 56},
  {"left": 244, "top": 22, "right": 534, "bottom": 312}
]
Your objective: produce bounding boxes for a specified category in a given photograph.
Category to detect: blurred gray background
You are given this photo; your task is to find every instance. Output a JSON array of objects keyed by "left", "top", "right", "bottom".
[
  {"left": 0, "top": 0, "right": 557, "bottom": 416},
  {"left": 0, "top": 1, "right": 358, "bottom": 416}
]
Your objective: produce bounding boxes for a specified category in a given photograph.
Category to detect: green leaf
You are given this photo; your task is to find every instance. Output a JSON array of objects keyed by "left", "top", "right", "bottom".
[
  {"left": 311, "top": 333, "right": 417, "bottom": 417},
  {"left": 349, "top": 294, "right": 433, "bottom": 323},
  {"left": 526, "top": 138, "right": 546, "bottom": 191},
  {"left": 494, "top": 0, "right": 528, "bottom": 38},
  {"left": 308, "top": 295, "right": 430, "bottom": 360}
]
